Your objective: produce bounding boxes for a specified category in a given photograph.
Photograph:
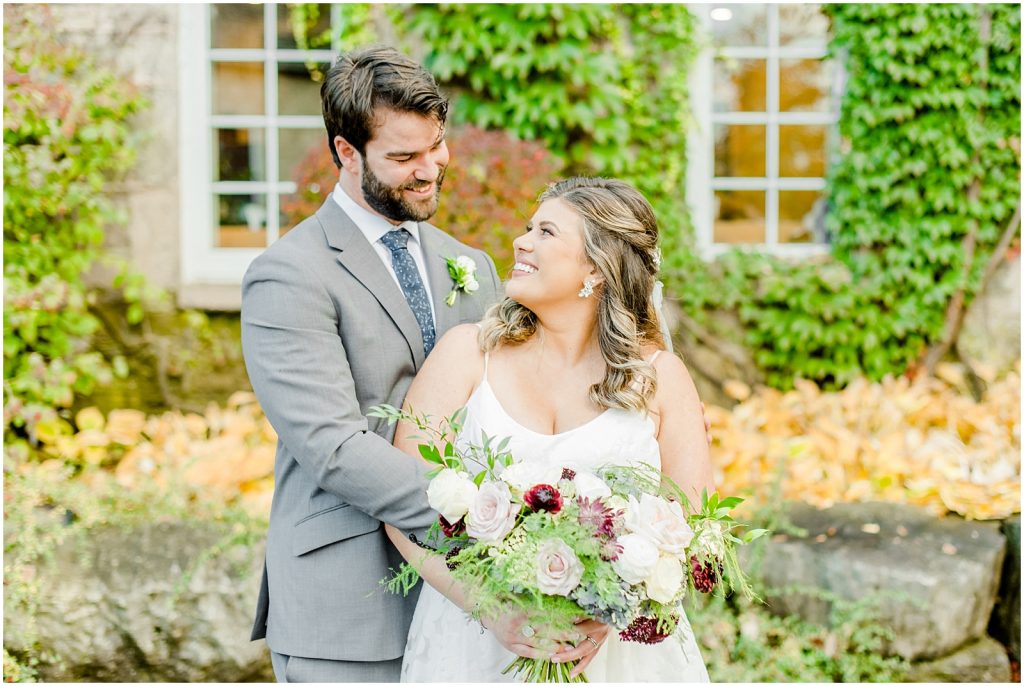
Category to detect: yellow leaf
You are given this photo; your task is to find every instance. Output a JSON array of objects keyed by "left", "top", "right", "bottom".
[
  {"left": 723, "top": 380, "right": 752, "bottom": 402},
  {"left": 75, "top": 407, "right": 105, "bottom": 432},
  {"left": 34, "top": 417, "right": 73, "bottom": 446}
]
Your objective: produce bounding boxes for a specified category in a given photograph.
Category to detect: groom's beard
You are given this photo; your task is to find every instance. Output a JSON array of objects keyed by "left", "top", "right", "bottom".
[{"left": 361, "top": 158, "right": 446, "bottom": 223}]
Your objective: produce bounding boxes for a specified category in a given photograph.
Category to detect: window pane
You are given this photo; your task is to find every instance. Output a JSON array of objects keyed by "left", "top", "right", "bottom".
[
  {"left": 779, "top": 5, "right": 829, "bottom": 49},
  {"left": 215, "top": 129, "right": 266, "bottom": 182},
  {"left": 212, "top": 62, "right": 265, "bottom": 115},
  {"left": 278, "top": 62, "right": 329, "bottom": 116},
  {"left": 780, "top": 59, "right": 832, "bottom": 113},
  {"left": 709, "top": 4, "right": 767, "bottom": 47},
  {"left": 714, "top": 190, "right": 765, "bottom": 244},
  {"left": 779, "top": 190, "right": 825, "bottom": 244},
  {"left": 216, "top": 194, "right": 267, "bottom": 248},
  {"left": 277, "top": 4, "right": 332, "bottom": 49},
  {"left": 779, "top": 125, "right": 827, "bottom": 177},
  {"left": 714, "top": 58, "right": 766, "bottom": 112},
  {"left": 280, "top": 128, "right": 329, "bottom": 184},
  {"left": 715, "top": 124, "right": 766, "bottom": 177},
  {"left": 211, "top": 4, "right": 263, "bottom": 49}
]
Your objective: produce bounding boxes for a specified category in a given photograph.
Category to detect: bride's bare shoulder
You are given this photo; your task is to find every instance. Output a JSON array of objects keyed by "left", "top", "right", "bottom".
[{"left": 432, "top": 323, "right": 485, "bottom": 360}]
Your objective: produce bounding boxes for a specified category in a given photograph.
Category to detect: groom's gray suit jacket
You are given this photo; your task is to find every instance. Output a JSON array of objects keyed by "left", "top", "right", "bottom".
[{"left": 241, "top": 197, "right": 500, "bottom": 662}]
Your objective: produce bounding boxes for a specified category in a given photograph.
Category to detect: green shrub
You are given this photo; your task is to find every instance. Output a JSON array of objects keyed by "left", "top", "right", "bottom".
[
  {"left": 3, "top": 6, "right": 147, "bottom": 449},
  {"left": 397, "top": 3, "right": 701, "bottom": 292}
]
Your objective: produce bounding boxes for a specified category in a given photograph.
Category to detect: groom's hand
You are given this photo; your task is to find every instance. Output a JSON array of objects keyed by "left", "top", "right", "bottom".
[{"left": 552, "top": 617, "right": 610, "bottom": 678}]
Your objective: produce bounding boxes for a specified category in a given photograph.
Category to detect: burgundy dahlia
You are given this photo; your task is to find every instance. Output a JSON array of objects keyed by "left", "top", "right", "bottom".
[
  {"left": 439, "top": 514, "right": 465, "bottom": 538},
  {"left": 619, "top": 614, "right": 679, "bottom": 644},
  {"left": 690, "top": 556, "right": 722, "bottom": 593},
  {"left": 523, "top": 484, "right": 563, "bottom": 513}
]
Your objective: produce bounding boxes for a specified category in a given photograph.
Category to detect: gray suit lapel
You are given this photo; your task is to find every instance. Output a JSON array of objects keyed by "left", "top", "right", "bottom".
[
  {"left": 420, "top": 226, "right": 461, "bottom": 337},
  {"left": 316, "top": 200, "right": 426, "bottom": 369}
]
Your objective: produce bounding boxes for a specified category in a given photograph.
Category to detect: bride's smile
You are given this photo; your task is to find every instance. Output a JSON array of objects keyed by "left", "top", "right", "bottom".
[{"left": 505, "top": 198, "right": 602, "bottom": 308}]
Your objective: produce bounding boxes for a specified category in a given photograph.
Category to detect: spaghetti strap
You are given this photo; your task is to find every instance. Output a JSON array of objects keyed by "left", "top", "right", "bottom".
[
  {"left": 482, "top": 351, "right": 490, "bottom": 381},
  {"left": 648, "top": 350, "right": 663, "bottom": 364}
]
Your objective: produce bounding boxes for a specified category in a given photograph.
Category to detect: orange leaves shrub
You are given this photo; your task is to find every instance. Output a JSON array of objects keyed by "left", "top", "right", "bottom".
[{"left": 711, "top": 366, "right": 1021, "bottom": 521}]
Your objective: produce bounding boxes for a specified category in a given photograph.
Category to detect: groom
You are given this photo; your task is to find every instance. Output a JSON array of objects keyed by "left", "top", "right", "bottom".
[{"left": 241, "top": 47, "right": 503, "bottom": 682}]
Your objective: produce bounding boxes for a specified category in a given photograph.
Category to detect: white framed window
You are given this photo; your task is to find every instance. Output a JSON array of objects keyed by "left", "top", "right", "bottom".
[
  {"left": 179, "top": 3, "right": 338, "bottom": 286},
  {"left": 688, "top": 3, "right": 841, "bottom": 258}
]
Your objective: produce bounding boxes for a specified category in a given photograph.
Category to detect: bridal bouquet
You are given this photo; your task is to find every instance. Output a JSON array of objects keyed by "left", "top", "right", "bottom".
[{"left": 370, "top": 404, "right": 767, "bottom": 683}]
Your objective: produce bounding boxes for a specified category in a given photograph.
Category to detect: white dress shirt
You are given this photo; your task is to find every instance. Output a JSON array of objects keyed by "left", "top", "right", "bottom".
[{"left": 332, "top": 182, "right": 436, "bottom": 325}]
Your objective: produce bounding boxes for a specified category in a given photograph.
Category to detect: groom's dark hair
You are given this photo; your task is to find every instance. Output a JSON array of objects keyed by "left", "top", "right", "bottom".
[{"left": 321, "top": 45, "right": 449, "bottom": 167}]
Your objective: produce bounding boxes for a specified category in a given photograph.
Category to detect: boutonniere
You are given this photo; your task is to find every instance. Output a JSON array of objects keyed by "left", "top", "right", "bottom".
[{"left": 445, "top": 255, "right": 480, "bottom": 306}]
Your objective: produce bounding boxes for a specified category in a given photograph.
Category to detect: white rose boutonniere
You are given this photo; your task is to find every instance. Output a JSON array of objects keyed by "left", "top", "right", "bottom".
[{"left": 445, "top": 255, "right": 479, "bottom": 306}]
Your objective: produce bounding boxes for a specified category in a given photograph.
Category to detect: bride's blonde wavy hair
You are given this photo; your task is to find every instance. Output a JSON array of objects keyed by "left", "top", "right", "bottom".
[{"left": 478, "top": 177, "right": 665, "bottom": 413}]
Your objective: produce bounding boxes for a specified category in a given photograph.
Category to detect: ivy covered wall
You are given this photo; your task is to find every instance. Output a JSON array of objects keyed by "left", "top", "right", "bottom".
[{"left": 679, "top": 3, "right": 1021, "bottom": 390}]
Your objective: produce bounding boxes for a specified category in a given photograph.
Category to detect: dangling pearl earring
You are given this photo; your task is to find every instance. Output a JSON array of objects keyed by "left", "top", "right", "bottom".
[{"left": 578, "top": 279, "right": 595, "bottom": 298}]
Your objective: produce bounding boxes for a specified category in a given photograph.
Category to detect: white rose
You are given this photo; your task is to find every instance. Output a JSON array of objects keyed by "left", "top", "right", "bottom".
[
  {"left": 645, "top": 554, "right": 684, "bottom": 603},
  {"left": 426, "top": 468, "right": 478, "bottom": 523},
  {"left": 499, "top": 462, "right": 562, "bottom": 494},
  {"left": 573, "top": 471, "right": 612, "bottom": 501},
  {"left": 611, "top": 533, "right": 659, "bottom": 584},
  {"left": 624, "top": 494, "right": 694, "bottom": 555},
  {"left": 466, "top": 481, "right": 521, "bottom": 543},
  {"left": 455, "top": 255, "right": 477, "bottom": 273},
  {"left": 463, "top": 276, "right": 480, "bottom": 292},
  {"left": 535, "top": 538, "right": 584, "bottom": 596}
]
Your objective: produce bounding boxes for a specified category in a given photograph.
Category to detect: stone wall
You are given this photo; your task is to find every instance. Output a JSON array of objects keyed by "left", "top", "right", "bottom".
[
  {"left": 755, "top": 502, "right": 1015, "bottom": 682},
  {"left": 5, "top": 503, "right": 1017, "bottom": 682},
  {"left": 50, "top": 4, "right": 182, "bottom": 295}
]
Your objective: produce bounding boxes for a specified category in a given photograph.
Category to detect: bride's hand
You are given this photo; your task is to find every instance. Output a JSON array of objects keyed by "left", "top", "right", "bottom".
[
  {"left": 483, "top": 612, "right": 561, "bottom": 660},
  {"left": 552, "top": 617, "right": 610, "bottom": 678}
]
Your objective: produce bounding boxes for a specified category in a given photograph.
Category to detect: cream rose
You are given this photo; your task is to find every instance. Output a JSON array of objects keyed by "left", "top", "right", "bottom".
[
  {"left": 645, "top": 554, "right": 685, "bottom": 603},
  {"left": 624, "top": 494, "right": 694, "bottom": 555},
  {"left": 426, "top": 468, "right": 478, "bottom": 523},
  {"left": 466, "top": 481, "right": 520, "bottom": 543},
  {"left": 611, "top": 533, "right": 659, "bottom": 584},
  {"left": 573, "top": 471, "right": 612, "bottom": 501},
  {"left": 535, "top": 539, "right": 584, "bottom": 596},
  {"left": 499, "top": 462, "right": 563, "bottom": 494}
]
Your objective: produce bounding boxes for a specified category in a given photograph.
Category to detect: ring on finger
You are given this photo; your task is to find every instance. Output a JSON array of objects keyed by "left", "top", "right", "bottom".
[
  {"left": 521, "top": 624, "right": 536, "bottom": 638},
  {"left": 585, "top": 635, "right": 599, "bottom": 649}
]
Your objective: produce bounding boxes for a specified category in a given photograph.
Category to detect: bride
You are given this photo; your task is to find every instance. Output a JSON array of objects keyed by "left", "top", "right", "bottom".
[{"left": 385, "top": 177, "right": 713, "bottom": 682}]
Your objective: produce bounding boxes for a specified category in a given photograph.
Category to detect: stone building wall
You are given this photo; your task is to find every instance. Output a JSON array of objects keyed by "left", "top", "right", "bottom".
[{"left": 50, "top": 4, "right": 182, "bottom": 294}]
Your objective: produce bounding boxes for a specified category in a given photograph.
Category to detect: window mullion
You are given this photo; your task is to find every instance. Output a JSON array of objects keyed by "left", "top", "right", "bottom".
[
  {"left": 766, "top": 4, "right": 780, "bottom": 247},
  {"left": 331, "top": 4, "right": 342, "bottom": 53},
  {"left": 265, "top": 4, "right": 280, "bottom": 245}
]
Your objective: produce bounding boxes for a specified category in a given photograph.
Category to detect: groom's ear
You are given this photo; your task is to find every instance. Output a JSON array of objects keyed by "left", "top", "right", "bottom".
[{"left": 334, "top": 135, "right": 361, "bottom": 174}]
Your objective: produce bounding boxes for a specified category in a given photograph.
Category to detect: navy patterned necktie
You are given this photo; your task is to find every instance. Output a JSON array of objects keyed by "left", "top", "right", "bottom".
[{"left": 380, "top": 228, "right": 436, "bottom": 355}]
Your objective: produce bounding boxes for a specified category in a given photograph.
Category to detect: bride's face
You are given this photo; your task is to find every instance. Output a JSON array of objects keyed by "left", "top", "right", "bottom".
[{"left": 506, "top": 198, "right": 601, "bottom": 308}]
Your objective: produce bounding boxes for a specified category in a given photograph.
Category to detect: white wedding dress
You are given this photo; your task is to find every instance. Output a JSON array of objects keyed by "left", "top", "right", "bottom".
[{"left": 401, "top": 352, "right": 709, "bottom": 682}]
